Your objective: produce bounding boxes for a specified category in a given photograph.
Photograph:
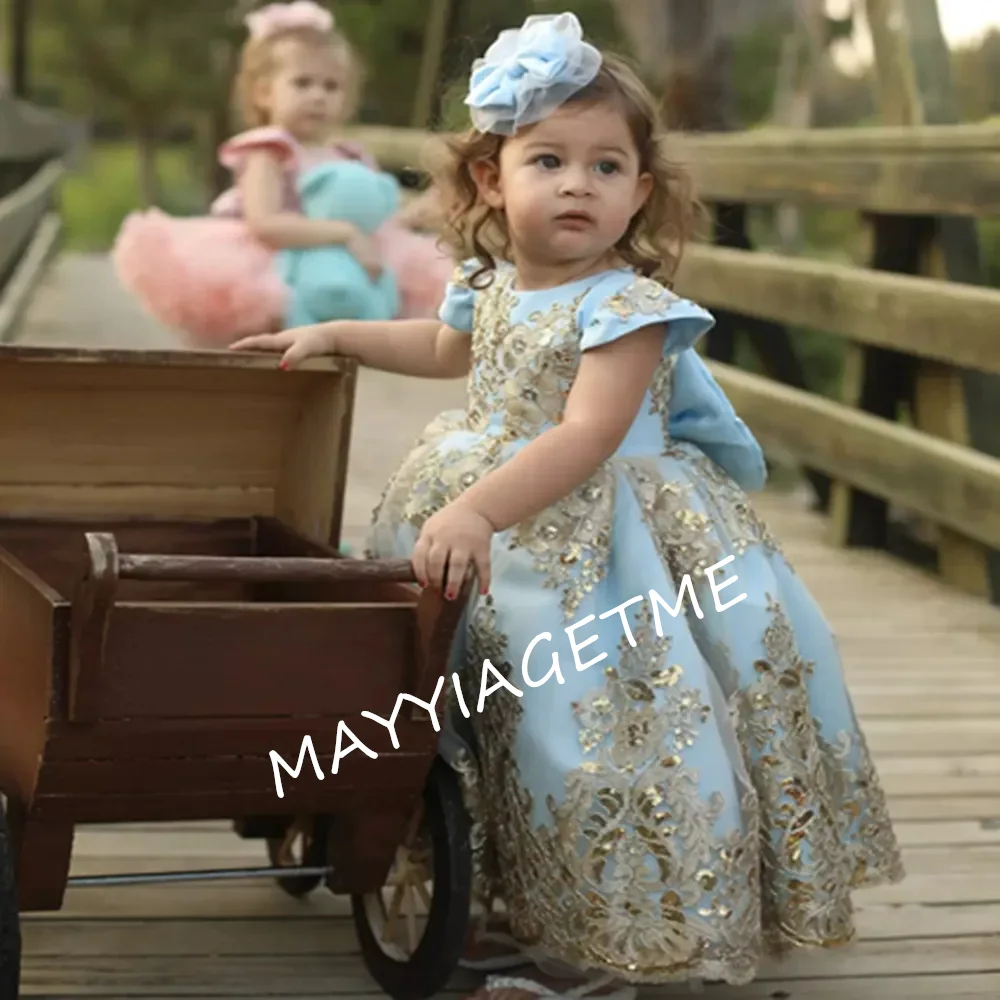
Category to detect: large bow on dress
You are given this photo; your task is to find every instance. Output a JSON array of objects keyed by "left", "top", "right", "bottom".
[{"left": 465, "top": 12, "right": 603, "bottom": 135}]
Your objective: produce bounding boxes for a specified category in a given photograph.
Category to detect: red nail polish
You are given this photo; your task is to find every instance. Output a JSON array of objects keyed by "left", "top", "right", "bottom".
[{"left": 445, "top": 589, "right": 455, "bottom": 600}]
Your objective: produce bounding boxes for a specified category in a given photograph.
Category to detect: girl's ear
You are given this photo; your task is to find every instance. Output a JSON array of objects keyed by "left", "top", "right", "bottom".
[
  {"left": 252, "top": 77, "right": 272, "bottom": 119},
  {"left": 469, "top": 158, "right": 504, "bottom": 210},
  {"left": 633, "top": 171, "right": 654, "bottom": 214}
]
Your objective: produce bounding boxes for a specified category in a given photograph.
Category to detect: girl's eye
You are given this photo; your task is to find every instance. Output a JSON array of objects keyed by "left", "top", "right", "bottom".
[
  {"left": 596, "top": 160, "right": 620, "bottom": 175},
  {"left": 534, "top": 154, "right": 561, "bottom": 170},
  {"left": 324, "top": 80, "right": 340, "bottom": 92},
  {"left": 293, "top": 77, "right": 311, "bottom": 88}
]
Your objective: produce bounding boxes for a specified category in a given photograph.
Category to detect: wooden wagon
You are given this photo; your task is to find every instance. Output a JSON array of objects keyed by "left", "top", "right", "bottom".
[{"left": 0, "top": 345, "right": 472, "bottom": 1000}]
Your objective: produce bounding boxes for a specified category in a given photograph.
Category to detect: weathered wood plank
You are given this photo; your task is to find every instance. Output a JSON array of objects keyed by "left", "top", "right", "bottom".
[
  {"left": 709, "top": 362, "right": 1000, "bottom": 549},
  {"left": 18, "top": 915, "right": 1000, "bottom": 960},
  {"left": 676, "top": 244, "right": 1000, "bottom": 374},
  {"left": 22, "top": 982, "right": 990, "bottom": 1000},
  {"left": 346, "top": 120, "right": 1000, "bottom": 215},
  {"left": 0, "top": 94, "right": 81, "bottom": 163},
  {"left": 17, "top": 944, "right": 1000, "bottom": 995},
  {"left": 0, "top": 159, "right": 63, "bottom": 285},
  {"left": 861, "top": 872, "right": 1000, "bottom": 905},
  {"left": 0, "top": 211, "right": 61, "bottom": 343}
]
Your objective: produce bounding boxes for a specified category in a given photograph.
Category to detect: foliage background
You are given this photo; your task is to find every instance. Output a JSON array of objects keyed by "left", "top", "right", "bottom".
[{"left": 2, "top": 0, "right": 998, "bottom": 397}]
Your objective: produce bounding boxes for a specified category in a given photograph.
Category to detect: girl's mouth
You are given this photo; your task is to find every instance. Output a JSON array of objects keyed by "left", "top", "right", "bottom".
[{"left": 554, "top": 211, "right": 594, "bottom": 226}]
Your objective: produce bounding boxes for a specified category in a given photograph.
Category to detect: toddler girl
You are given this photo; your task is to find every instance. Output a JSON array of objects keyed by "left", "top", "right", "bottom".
[
  {"left": 112, "top": 0, "right": 452, "bottom": 346},
  {"left": 232, "top": 13, "right": 904, "bottom": 1000}
]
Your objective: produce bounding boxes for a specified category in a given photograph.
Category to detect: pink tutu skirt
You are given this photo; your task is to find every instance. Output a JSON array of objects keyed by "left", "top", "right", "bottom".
[
  {"left": 111, "top": 209, "right": 288, "bottom": 348},
  {"left": 376, "top": 220, "right": 454, "bottom": 320}
]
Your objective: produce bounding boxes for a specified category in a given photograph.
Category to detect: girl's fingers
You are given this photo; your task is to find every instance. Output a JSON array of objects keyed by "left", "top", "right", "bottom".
[
  {"left": 425, "top": 541, "right": 449, "bottom": 592},
  {"left": 280, "top": 344, "right": 310, "bottom": 369},
  {"left": 230, "top": 332, "right": 289, "bottom": 352},
  {"left": 443, "top": 550, "right": 469, "bottom": 600},
  {"left": 411, "top": 535, "right": 429, "bottom": 587}
]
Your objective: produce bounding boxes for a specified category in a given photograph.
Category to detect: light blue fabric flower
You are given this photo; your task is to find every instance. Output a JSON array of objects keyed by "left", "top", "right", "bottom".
[{"left": 465, "top": 12, "right": 602, "bottom": 135}]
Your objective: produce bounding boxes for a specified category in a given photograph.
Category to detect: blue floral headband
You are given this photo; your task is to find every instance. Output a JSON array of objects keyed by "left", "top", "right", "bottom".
[{"left": 465, "top": 12, "right": 603, "bottom": 135}]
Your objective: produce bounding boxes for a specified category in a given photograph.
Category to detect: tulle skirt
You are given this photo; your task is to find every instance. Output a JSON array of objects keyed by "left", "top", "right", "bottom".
[
  {"left": 112, "top": 209, "right": 456, "bottom": 346},
  {"left": 111, "top": 210, "right": 288, "bottom": 348}
]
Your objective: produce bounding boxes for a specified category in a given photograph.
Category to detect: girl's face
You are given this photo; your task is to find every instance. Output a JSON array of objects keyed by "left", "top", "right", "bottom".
[
  {"left": 256, "top": 39, "right": 348, "bottom": 139},
  {"left": 472, "top": 101, "right": 652, "bottom": 279}
]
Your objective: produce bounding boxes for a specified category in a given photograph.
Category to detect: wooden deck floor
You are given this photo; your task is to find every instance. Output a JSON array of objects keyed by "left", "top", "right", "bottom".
[{"left": 9, "top": 255, "right": 1000, "bottom": 997}]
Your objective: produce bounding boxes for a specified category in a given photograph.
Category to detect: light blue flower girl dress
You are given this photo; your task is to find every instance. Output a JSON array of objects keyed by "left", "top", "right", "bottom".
[{"left": 365, "top": 258, "right": 904, "bottom": 987}]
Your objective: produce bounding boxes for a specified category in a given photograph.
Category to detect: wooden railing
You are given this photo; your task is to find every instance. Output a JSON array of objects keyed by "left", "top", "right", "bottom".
[
  {"left": 346, "top": 120, "right": 1000, "bottom": 603},
  {"left": 0, "top": 92, "right": 82, "bottom": 343}
]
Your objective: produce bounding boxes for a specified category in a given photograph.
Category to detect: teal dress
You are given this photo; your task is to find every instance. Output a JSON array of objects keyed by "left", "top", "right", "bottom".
[{"left": 366, "top": 260, "right": 904, "bottom": 986}]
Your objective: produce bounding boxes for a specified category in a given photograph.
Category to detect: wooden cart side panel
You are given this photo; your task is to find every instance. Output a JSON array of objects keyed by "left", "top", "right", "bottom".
[
  {"left": 274, "top": 364, "right": 357, "bottom": 547},
  {"left": 0, "top": 549, "right": 60, "bottom": 802},
  {"left": 33, "top": 742, "right": 432, "bottom": 798},
  {"left": 40, "top": 712, "right": 438, "bottom": 760},
  {"left": 80, "top": 602, "right": 419, "bottom": 719},
  {"left": 25, "top": 777, "right": 426, "bottom": 826},
  {"left": 0, "top": 356, "right": 355, "bottom": 538}
]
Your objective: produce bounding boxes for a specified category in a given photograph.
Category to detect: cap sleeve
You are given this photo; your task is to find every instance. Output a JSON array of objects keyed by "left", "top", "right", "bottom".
[
  {"left": 579, "top": 272, "right": 714, "bottom": 356},
  {"left": 437, "top": 259, "right": 479, "bottom": 333},
  {"left": 219, "top": 127, "right": 299, "bottom": 173}
]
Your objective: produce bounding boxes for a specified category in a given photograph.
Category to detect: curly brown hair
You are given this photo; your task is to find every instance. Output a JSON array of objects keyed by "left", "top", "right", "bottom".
[
  {"left": 427, "top": 52, "right": 701, "bottom": 290},
  {"left": 233, "top": 25, "right": 362, "bottom": 129}
]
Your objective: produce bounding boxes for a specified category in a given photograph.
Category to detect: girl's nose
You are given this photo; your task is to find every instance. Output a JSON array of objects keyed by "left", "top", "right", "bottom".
[{"left": 559, "top": 166, "right": 593, "bottom": 196}]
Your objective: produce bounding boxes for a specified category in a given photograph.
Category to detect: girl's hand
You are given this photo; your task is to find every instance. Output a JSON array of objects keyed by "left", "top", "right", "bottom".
[
  {"left": 229, "top": 323, "right": 337, "bottom": 369},
  {"left": 412, "top": 499, "right": 494, "bottom": 599},
  {"left": 347, "top": 229, "right": 383, "bottom": 281}
]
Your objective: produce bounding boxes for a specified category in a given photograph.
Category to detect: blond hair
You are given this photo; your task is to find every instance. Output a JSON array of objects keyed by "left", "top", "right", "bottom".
[
  {"left": 430, "top": 52, "right": 701, "bottom": 289},
  {"left": 233, "top": 24, "right": 362, "bottom": 128}
]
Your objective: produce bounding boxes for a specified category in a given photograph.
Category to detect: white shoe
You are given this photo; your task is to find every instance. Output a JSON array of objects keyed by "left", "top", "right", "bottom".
[{"left": 481, "top": 973, "right": 638, "bottom": 1000}]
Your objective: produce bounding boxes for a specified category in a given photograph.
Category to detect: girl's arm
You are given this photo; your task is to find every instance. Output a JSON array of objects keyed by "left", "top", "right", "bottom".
[
  {"left": 458, "top": 325, "right": 665, "bottom": 530},
  {"left": 231, "top": 318, "right": 470, "bottom": 379},
  {"left": 326, "top": 318, "right": 471, "bottom": 378},
  {"left": 240, "top": 149, "right": 363, "bottom": 250},
  {"left": 233, "top": 256, "right": 477, "bottom": 377}
]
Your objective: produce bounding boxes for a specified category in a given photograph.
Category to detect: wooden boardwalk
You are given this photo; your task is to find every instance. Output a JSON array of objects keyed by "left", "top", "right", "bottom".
[{"left": 8, "top": 255, "right": 1000, "bottom": 998}]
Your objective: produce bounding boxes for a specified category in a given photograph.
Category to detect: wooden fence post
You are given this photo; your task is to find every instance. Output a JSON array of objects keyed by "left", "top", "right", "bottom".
[
  {"left": 7, "top": 0, "right": 31, "bottom": 98},
  {"left": 834, "top": 0, "right": 996, "bottom": 599}
]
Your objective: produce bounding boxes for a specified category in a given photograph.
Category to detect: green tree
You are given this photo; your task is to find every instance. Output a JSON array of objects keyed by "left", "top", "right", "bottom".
[
  {"left": 331, "top": 0, "right": 626, "bottom": 129},
  {"left": 31, "top": 0, "right": 235, "bottom": 205}
]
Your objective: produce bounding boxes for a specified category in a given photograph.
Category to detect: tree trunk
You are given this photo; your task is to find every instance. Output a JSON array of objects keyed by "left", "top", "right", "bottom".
[
  {"left": 773, "top": 0, "right": 827, "bottom": 252},
  {"left": 202, "top": 39, "right": 237, "bottom": 204},
  {"left": 9, "top": 0, "right": 31, "bottom": 97},
  {"left": 206, "top": 100, "right": 232, "bottom": 202},
  {"left": 134, "top": 128, "right": 160, "bottom": 207},
  {"left": 411, "top": 0, "right": 452, "bottom": 128},
  {"left": 609, "top": 0, "right": 671, "bottom": 83}
]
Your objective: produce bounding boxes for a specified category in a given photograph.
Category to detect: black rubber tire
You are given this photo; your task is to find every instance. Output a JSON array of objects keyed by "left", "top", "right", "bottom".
[
  {"left": 351, "top": 757, "right": 472, "bottom": 1000},
  {"left": 0, "top": 797, "right": 21, "bottom": 1000},
  {"left": 265, "top": 817, "right": 327, "bottom": 898}
]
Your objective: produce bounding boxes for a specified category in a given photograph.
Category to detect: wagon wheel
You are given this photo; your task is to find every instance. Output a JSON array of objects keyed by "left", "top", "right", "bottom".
[
  {"left": 352, "top": 757, "right": 472, "bottom": 1000},
  {"left": 0, "top": 797, "right": 21, "bottom": 1000},
  {"left": 265, "top": 816, "right": 327, "bottom": 898}
]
